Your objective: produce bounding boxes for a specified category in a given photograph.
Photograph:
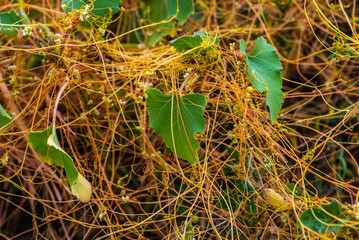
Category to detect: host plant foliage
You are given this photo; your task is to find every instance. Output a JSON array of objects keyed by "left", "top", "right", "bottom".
[
  {"left": 3, "top": 1, "right": 352, "bottom": 239},
  {"left": 0, "top": 3, "right": 284, "bottom": 198},
  {"left": 145, "top": 88, "right": 207, "bottom": 165},
  {"left": 27, "top": 126, "right": 92, "bottom": 202}
]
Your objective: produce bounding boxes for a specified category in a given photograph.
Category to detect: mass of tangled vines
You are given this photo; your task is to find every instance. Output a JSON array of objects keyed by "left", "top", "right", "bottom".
[{"left": 1, "top": 0, "right": 359, "bottom": 239}]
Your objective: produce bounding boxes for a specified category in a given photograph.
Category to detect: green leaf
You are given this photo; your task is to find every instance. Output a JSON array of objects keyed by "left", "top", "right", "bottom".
[
  {"left": 145, "top": 88, "right": 206, "bottom": 165},
  {"left": 263, "top": 154, "right": 274, "bottom": 172},
  {"left": 217, "top": 189, "right": 241, "bottom": 212},
  {"left": 142, "top": 0, "right": 193, "bottom": 44},
  {"left": 240, "top": 37, "right": 283, "bottom": 123},
  {"left": 193, "top": 31, "right": 220, "bottom": 45},
  {"left": 143, "top": 0, "right": 170, "bottom": 22},
  {"left": 298, "top": 199, "right": 349, "bottom": 234},
  {"left": 286, "top": 183, "right": 304, "bottom": 197},
  {"left": 238, "top": 179, "right": 256, "bottom": 213},
  {"left": 180, "top": 218, "right": 195, "bottom": 240},
  {"left": 19, "top": 9, "right": 29, "bottom": 25},
  {"left": 170, "top": 31, "right": 220, "bottom": 53},
  {"left": 37, "top": 22, "right": 54, "bottom": 42},
  {"left": 143, "top": 0, "right": 194, "bottom": 25},
  {"left": 217, "top": 179, "right": 256, "bottom": 214},
  {"left": 148, "top": 22, "right": 176, "bottom": 46},
  {"left": 142, "top": 0, "right": 176, "bottom": 45},
  {"left": 62, "top": 0, "right": 121, "bottom": 17},
  {"left": 27, "top": 126, "right": 92, "bottom": 202},
  {"left": 0, "top": 104, "right": 12, "bottom": 130},
  {"left": 0, "top": 9, "right": 29, "bottom": 37},
  {"left": 169, "top": 31, "right": 220, "bottom": 64},
  {"left": 170, "top": 35, "right": 203, "bottom": 53},
  {"left": 168, "top": 0, "right": 194, "bottom": 25}
]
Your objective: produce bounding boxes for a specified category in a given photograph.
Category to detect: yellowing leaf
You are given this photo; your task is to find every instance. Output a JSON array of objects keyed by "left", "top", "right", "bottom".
[
  {"left": 27, "top": 126, "right": 92, "bottom": 202},
  {"left": 71, "top": 173, "right": 92, "bottom": 202},
  {"left": 263, "top": 188, "right": 290, "bottom": 211}
]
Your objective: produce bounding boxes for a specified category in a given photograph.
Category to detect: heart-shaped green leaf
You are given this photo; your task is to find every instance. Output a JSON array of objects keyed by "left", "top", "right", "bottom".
[
  {"left": 298, "top": 199, "right": 349, "bottom": 234},
  {"left": 240, "top": 37, "right": 283, "bottom": 123},
  {"left": 145, "top": 88, "right": 206, "bottom": 165}
]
